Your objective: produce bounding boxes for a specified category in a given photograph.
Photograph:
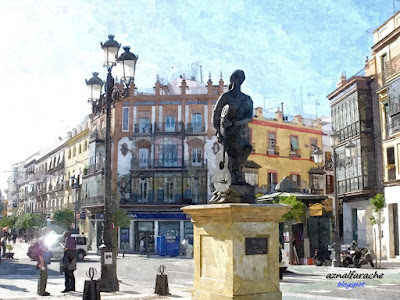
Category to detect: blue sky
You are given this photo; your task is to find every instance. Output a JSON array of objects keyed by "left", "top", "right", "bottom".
[{"left": 0, "top": 0, "right": 397, "bottom": 190}]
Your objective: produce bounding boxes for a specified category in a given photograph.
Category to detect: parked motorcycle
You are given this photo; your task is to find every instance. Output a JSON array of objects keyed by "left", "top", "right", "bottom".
[
  {"left": 340, "top": 241, "right": 374, "bottom": 268},
  {"left": 352, "top": 241, "right": 374, "bottom": 268}
]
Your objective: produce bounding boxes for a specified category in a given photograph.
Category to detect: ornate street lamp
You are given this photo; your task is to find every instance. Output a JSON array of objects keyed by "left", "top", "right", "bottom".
[
  {"left": 312, "top": 147, "right": 324, "bottom": 165},
  {"left": 345, "top": 140, "right": 357, "bottom": 158},
  {"left": 117, "top": 46, "right": 138, "bottom": 89},
  {"left": 330, "top": 130, "right": 339, "bottom": 148},
  {"left": 86, "top": 35, "right": 137, "bottom": 292}
]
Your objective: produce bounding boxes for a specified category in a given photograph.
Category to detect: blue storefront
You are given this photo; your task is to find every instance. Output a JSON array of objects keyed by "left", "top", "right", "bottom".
[{"left": 118, "top": 212, "right": 193, "bottom": 254}]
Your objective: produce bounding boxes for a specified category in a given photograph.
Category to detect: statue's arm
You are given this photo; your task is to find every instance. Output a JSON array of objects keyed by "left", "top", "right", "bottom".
[
  {"left": 213, "top": 93, "right": 227, "bottom": 131},
  {"left": 234, "top": 96, "right": 253, "bottom": 126}
]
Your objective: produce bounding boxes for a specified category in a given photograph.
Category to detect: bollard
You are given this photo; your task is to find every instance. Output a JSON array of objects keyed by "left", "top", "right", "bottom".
[
  {"left": 83, "top": 267, "right": 101, "bottom": 300},
  {"left": 154, "top": 265, "right": 169, "bottom": 296}
]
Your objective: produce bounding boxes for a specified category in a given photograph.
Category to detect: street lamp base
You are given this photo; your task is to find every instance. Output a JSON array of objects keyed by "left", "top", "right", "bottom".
[{"left": 331, "top": 259, "right": 340, "bottom": 267}]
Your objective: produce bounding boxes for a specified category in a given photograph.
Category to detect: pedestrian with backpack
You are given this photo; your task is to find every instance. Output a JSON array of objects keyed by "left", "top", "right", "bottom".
[
  {"left": 33, "top": 227, "right": 52, "bottom": 296},
  {"left": 61, "top": 231, "right": 77, "bottom": 293}
]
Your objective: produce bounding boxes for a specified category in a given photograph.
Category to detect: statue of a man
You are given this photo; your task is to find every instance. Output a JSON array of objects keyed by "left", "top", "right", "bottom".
[{"left": 213, "top": 70, "right": 253, "bottom": 185}]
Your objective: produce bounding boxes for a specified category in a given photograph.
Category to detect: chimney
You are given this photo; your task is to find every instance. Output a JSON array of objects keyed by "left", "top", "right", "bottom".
[
  {"left": 218, "top": 72, "right": 224, "bottom": 94},
  {"left": 275, "top": 109, "right": 283, "bottom": 122},
  {"left": 207, "top": 72, "right": 213, "bottom": 95},
  {"left": 180, "top": 79, "right": 187, "bottom": 95},
  {"left": 294, "top": 115, "right": 303, "bottom": 125},
  {"left": 336, "top": 73, "right": 347, "bottom": 88},
  {"left": 255, "top": 107, "right": 263, "bottom": 118},
  {"left": 155, "top": 74, "right": 161, "bottom": 96}
]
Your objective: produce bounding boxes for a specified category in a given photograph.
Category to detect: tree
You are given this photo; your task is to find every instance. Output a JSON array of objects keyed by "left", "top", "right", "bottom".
[
  {"left": 112, "top": 209, "right": 130, "bottom": 229},
  {"left": 274, "top": 195, "right": 305, "bottom": 223},
  {"left": 369, "top": 193, "right": 385, "bottom": 268},
  {"left": 53, "top": 209, "right": 75, "bottom": 231},
  {"left": 0, "top": 215, "right": 18, "bottom": 229},
  {"left": 15, "top": 213, "right": 44, "bottom": 229}
]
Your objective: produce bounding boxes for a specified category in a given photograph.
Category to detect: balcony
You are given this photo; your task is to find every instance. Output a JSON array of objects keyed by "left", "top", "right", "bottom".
[
  {"left": 377, "top": 55, "right": 400, "bottom": 88},
  {"left": 134, "top": 123, "right": 152, "bottom": 135},
  {"left": 267, "top": 145, "right": 279, "bottom": 155},
  {"left": 154, "top": 122, "right": 184, "bottom": 133},
  {"left": 82, "top": 195, "right": 104, "bottom": 208},
  {"left": 388, "top": 166, "right": 397, "bottom": 181},
  {"left": 88, "top": 163, "right": 105, "bottom": 175},
  {"left": 54, "top": 183, "right": 64, "bottom": 191},
  {"left": 131, "top": 158, "right": 208, "bottom": 170},
  {"left": 289, "top": 148, "right": 301, "bottom": 158},
  {"left": 186, "top": 122, "right": 206, "bottom": 134}
]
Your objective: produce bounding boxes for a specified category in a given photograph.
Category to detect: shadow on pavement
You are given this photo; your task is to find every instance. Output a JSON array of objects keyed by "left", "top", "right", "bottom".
[
  {"left": 0, "top": 261, "right": 60, "bottom": 277},
  {"left": 0, "top": 284, "right": 29, "bottom": 293}
]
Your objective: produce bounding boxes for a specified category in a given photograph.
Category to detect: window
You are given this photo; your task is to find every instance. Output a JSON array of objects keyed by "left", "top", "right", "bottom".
[
  {"left": 68, "top": 149, "right": 71, "bottom": 159},
  {"left": 73, "top": 146, "right": 76, "bottom": 157},
  {"left": 122, "top": 107, "right": 129, "bottom": 131},
  {"left": 165, "top": 178, "right": 173, "bottom": 200},
  {"left": 139, "top": 148, "right": 149, "bottom": 167},
  {"left": 192, "top": 148, "right": 202, "bottom": 164},
  {"left": 387, "top": 147, "right": 395, "bottom": 164},
  {"left": 192, "top": 113, "right": 202, "bottom": 132},
  {"left": 326, "top": 175, "right": 334, "bottom": 194},
  {"left": 268, "top": 132, "right": 276, "bottom": 154},
  {"left": 78, "top": 144, "right": 82, "bottom": 154},
  {"left": 352, "top": 208, "right": 358, "bottom": 241},
  {"left": 267, "top": 172, "right": 277, "bottom": 192},
  {"left": 84, "top": 141, "right": 88, "bottom": 152},
  {"left": 139, "top": 179, "right": 148, "bottom": 200},
  {"left": 139, "top": 118, "right": 149, "bottom": 133},
  {"left": 165, "top": 115, "right": 176, "bottom": 132},
  {"left": 162, "top": 145, "right": 178, "bottom": 166},
  {"left": 290, "top": 136, "right": 298, "bottom": 150}
]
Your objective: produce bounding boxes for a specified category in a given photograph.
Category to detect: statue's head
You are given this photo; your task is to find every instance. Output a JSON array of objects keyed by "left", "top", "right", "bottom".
[{"left": 230, "top": 70, "right": 245, "bottom": 86}]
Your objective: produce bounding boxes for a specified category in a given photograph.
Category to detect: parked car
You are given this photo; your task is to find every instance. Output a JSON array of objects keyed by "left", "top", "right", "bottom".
[{"left": 49, "top": 234, "right": 88, "bottom": 261}]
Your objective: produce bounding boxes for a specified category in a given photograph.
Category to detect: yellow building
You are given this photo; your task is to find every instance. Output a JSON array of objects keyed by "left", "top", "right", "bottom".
[
  {"left": 249, "top": 107, "right": 323, "bottom": 193},
  {"left": 64, "top": 119, "right": 90, "bottom": 231}
]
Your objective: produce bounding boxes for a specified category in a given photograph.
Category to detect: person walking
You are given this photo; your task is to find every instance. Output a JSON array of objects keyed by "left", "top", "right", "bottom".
[
  {"left": 1, "top": 238, "right": 6, "bottom": 258},
  {"left": 36, "top": 227, "right": 52, "bottom": 296},
  {"left": 62, "top": 232, "right": 77, "bottom": 293},
  {"left": 140, "top": 238, "right": 145, "bottom": 255},
  {"left": 12, "top": 233, "right": 17, "bottom": 244}
]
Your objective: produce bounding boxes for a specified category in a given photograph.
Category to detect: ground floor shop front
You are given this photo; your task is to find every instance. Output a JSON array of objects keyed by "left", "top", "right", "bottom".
[
  {"left": 382, "top": 186, "right": 400, "bottom": 260},
  {"left": 85, "top": 212, "right": 193, "bottom": 254}
]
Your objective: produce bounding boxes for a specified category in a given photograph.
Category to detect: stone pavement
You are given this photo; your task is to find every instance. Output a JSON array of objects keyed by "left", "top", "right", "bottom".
[
  {"left": 0, "top": 240, "right": 191, "bottom": 300},
  {"left": 2, "top": 239, "right": 400, "bottom": 299}
]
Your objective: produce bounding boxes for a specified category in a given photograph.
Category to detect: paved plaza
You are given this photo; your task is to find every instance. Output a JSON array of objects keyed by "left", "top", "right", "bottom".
[{"left": 1, "top": 241, "right": 400, "bottom": 300}]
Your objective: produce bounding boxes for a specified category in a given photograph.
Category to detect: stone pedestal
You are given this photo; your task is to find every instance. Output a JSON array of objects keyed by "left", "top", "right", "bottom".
[{"left": 182, "top": 204, "right": 291, "bottom": 300}]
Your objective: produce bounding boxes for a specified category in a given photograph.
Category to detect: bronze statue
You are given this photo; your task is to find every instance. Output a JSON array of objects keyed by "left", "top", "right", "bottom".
[{"left": 210, "top": 70, "right": 255, "bottom": 203}]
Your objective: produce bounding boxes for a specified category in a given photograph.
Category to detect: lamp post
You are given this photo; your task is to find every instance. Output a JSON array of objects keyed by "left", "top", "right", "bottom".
[{"left": 85, "top": 35, "right": 137, "bottom": 292}]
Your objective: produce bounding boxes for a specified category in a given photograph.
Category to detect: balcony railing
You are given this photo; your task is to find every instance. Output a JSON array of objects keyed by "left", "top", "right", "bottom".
[
  {"left": 82, "top": 195, "right": 104, "bottom": 207},
  {"left": 289, "top": 148, "right": 301, "bottom": 157},
  {"left": 267, "top": 145, "right": 279, "bottom": 155},
  {"left": 154, "top": 122, "right": 184, "bottom": 133},
  {"left": 311, "top": 188, "right": 324, "bottom": 195},
  {"left": 133, "top": 122, "right": 207, "bottom": 135},
  {"left": 131, "top": 158, "right": 208, "bottom": 170},
  {"left": 388, "top": 167, "right": 397, "bottom": 181},
  {"left": 377, "top": 55, "right": 400, "bottom": 88},
  {"left": 54, "top": 183, "right": 64, "bottom": 191},
  {"left": 134, "top": 123, "right": 152, "bottom": 134},
  {"left": 186, "top": 122, "right": 206, "bottom": 134},
  {"left": 88, "top": 163, "right": 105, "bottom": 175}
]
